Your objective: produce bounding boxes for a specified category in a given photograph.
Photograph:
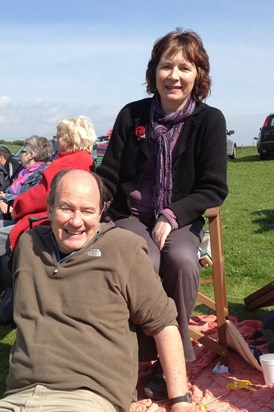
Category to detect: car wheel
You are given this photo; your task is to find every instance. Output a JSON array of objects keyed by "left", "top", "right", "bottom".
[{"left": 259, "top": 152, "right": 267, "bottom": 160}]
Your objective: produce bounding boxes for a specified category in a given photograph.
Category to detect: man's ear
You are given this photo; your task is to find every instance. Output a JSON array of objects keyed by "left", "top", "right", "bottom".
[
  {"left": 99, "top": 201, "right": 110, "bottom": 222},
  {"left": 98, "top": 207, "right": 104, "bottom": 222}
]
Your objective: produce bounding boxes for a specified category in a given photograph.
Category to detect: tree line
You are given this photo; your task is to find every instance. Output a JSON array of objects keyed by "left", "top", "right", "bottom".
[{"left": 0, "top": 140, "right": 24, "bottom": 145}]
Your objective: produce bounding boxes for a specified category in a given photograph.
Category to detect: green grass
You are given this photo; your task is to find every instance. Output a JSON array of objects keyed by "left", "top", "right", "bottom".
[
  {"left": 0, "top": 144, "right": 21, "bottom": 154},
  {"left": 0, "top": 326, "right": 16, "bottom": 395},
  {"left": 0, "top": 146, "right": 274, "bottom": 394},
  {"left": 198, "top": 146, "right": 274, "bottom": 320}
]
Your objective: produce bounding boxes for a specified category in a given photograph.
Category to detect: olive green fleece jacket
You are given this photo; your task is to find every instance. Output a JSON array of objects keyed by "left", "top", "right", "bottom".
[{"left": 6, "top": 222, "right": 177, "bottom": 412}]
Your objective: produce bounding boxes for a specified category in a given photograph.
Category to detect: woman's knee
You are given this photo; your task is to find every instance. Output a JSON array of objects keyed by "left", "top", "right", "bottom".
[{"left": 163, "top": 245, "right": 199, "bottom": 271}]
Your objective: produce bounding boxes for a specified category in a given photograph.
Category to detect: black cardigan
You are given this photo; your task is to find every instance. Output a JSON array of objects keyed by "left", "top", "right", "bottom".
[{"left": 97, "top": 98, "right": 228, "bottom": 228}]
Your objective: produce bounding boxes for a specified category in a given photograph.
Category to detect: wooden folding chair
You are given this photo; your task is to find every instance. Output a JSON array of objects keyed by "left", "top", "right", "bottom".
[
  {"left": 189, "top": 207, "right": 229, "bottom": 364},
  {"left": 244, "top": 281, "right": 274, "bottom": 310}
]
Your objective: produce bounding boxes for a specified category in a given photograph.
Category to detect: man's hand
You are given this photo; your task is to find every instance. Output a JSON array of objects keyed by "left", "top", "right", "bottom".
[{"left": 152, "top": 217, "right": 171, "bottom": 250}]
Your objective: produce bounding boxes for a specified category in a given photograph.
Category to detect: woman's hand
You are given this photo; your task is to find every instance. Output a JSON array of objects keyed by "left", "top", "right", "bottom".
[
  {"left": 9, "top": 206, "right": 14, "bottom": 219},
  {"left": 0, "top": 202, "right": 8, "bottom": 214},
  {"left": 152, "top": 216, "right": 172, "bottom": 250}
]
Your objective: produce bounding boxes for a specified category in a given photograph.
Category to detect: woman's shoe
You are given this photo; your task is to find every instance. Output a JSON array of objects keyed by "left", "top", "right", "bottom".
[{"left": 143, "top": 360, "right": 168, "bottom": 400}]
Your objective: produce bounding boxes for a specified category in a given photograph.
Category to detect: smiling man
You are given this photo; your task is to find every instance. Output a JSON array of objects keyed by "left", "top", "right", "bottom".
[
  {"left": 47, "top": 169, "right": 103, "bottom": 254},
  {"left": 0, "top": 169, "right": 196, "bottom": 412}
]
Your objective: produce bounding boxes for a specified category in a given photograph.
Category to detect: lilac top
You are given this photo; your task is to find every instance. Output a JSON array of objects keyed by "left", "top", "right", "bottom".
[{"left": 130, "top": 134, "right": 180, "bottom": 230}]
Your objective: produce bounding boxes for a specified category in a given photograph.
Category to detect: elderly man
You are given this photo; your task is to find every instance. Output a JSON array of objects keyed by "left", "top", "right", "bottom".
[{"left": 0, "top": 169, "right": 196, "bottom": 412}]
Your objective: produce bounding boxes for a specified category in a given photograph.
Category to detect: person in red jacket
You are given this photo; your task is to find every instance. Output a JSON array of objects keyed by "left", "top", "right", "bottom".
[{"left": 0, "top": 115, "right": 96, "bottom": 255}]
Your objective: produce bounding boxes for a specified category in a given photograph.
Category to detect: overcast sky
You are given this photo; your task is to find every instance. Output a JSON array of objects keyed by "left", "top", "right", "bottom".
[{"left": 1, "top": 0, "right": 273, "bottom": 145}]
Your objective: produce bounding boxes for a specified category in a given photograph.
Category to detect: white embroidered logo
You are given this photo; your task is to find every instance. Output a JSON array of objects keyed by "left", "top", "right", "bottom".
[{"left": 87, "top": 249, "right": 101, "bottom": 257}]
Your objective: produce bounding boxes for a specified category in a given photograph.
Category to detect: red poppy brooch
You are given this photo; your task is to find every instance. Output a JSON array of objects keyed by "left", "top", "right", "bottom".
[{"left": 135, "top": 126, "right": 146, "bottom": 141}]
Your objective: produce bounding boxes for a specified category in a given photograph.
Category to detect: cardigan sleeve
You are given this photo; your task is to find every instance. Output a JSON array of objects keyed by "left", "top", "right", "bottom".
[
  {"left": 97, "top": 99, "right": 151, "bottom": 203},
  {"left": 96, "top": 105, "right": 133, "bottom": 201},
  {"left": 169, "top": 106, "right": 228, "bottom": 227},
  {"left": 12, "top": 175, "right": 48, "bottom": 220}
]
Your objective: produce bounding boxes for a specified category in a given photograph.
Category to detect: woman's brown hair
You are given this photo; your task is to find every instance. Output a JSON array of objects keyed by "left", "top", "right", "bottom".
[{"left": 146, "top": 28, "right": 211, "bottom": 101}]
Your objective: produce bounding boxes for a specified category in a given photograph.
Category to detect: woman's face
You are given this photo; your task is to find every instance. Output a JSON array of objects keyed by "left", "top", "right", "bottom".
[
  {"left": 20, "top": 148, "right": 34, "bottom": 168},
  {"left": 156, "top": 50, "right": 197, "bottom": 113}
]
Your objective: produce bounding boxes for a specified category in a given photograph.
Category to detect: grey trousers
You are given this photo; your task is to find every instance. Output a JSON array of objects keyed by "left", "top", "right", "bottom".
[
  {"left": 0, "top": 220, "right": 14, "bottom": 256},
  {"left": 0, "top": 221, "right": 14, "bottom": 290},
  {"left": 0, "top": 385, "right": 118, "bottom": 412},
  {"left": 115, "top": 216, "right": 204, "bottom": 362}
]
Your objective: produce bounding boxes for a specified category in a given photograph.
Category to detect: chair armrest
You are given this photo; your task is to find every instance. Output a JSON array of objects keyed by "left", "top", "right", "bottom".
[
  {"left": 205, "top": 207, "right": 220, "bottom": 218},
  {"left": 28, "top": 216, "right": 49, "bottom": 229}
]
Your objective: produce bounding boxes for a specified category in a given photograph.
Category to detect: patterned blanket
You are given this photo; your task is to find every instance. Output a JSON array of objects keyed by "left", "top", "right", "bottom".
[{"left": 131, "top": 315, "right": 274, "bottom": 412}]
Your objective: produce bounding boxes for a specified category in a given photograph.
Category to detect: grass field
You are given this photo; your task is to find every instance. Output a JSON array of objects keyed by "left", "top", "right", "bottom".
[
  {"left": 0, "top": 145, "right": 274, "bottom": 395},
  {"left": 0, "top": 144, "right": 21, "bottom": 154},
  {"left": 198, "top": 146, "right": 274, "bottom": 320}
]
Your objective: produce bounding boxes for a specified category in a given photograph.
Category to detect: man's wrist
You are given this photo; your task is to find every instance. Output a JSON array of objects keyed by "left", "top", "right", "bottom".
[{"left": 169, "top": 393, "right": 192, "bottom": 405}]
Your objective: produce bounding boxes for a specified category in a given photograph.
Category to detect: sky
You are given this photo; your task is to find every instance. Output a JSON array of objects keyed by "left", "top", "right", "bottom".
[{"left": 1, "top": 0, "right": 274, "bottom": 146}]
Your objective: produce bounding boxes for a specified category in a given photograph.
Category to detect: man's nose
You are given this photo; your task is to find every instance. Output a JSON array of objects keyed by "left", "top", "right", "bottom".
[{"left": 69, "top": 210, "right": 83, "bottom": 225}]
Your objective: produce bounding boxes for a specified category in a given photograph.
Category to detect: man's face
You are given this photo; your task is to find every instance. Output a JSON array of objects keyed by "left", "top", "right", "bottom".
[{"left": 48, "top": 173, "right": 102, "bottom": 254}]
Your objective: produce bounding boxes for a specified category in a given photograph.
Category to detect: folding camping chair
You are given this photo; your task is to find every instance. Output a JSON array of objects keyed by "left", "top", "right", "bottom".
[{"left": 244, "top": 281, "right": 274, "bottom": 310}]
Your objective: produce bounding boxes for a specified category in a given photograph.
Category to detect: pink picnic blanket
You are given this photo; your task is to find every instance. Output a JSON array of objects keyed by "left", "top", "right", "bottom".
[{"left": 131, "top": 315, "right": 274, "bottom": 412}]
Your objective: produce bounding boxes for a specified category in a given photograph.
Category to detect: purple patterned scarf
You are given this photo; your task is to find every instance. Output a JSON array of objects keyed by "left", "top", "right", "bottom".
[
  {"left": 150, "top": 95, "right": 196, "bottom": 216},
  {"left": 6, "top": 162, "right": 45, "bottom": 195}
]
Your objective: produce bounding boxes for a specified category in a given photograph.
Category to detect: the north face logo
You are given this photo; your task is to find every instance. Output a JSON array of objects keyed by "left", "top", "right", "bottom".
[{"left": 87, "top": 249, "right": 102, "bottom": 257}]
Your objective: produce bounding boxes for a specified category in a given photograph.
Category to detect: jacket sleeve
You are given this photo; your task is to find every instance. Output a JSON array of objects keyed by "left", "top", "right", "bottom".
[
  {"left": 12, "top": 175, "right": 48, "bottom": 220},
  {"left": 96, "top": 105, "right": 132, "bottom": 201},
  {"left": 169, "top": 107, "right": 228, "bottom": 227},
  {"left": 12, "top": 158, "right": 61, "bottom": 220},
  {"left": 0, "top": 166, "right": 8, "bottom": 189}
]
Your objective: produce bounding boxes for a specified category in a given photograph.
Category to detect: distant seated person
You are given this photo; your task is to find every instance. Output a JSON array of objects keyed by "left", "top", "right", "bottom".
[
  {"left": 0, "top": 147, "right": 22, "bottom": 192},
  {"left": 95, "top": 129, "right": 112, "bottom": 168},
  {"left": 0, "top": 115, "right": 96, "bottom": 257},
  {"left": 0, "top": 136, "right": 54, "bottom": 216}
]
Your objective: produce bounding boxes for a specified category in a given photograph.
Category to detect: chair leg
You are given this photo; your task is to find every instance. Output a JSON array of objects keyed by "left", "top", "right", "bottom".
[
  {"left": 190, "top": 207, "right": 229, "bottom": 365},
  {"left": 207, "top": 208, "right": 228, "bottom": 359}
]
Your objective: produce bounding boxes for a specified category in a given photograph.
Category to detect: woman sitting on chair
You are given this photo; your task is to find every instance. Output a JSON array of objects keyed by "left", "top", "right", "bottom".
[{"left": 96, "top": 28, "right": 228, "bottom": 400}]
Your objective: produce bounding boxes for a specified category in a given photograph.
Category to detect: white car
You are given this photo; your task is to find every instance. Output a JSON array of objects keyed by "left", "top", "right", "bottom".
[{"left": 227, "top": 129, "right": 237, "bottom": 159}]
